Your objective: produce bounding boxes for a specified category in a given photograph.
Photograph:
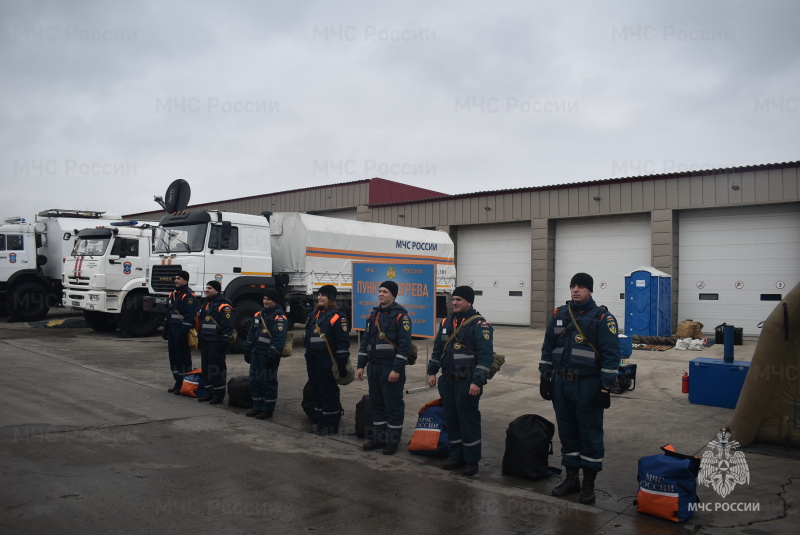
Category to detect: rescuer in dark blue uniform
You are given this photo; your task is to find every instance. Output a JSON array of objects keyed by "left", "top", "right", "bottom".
[
  {"left": 427, "top": 286, "right": 493, "bottom": 476},
  {"left": 163, "top": 270, "right": 199, "bottom": 394},
  {"left": 197, "top": 280, "right": 235, "bottom": 404},
  {"left": 243, "top": 289, "right": 287, "bottom": 419},
  {"left": 304, "top": 285, "right": 350, "bottom": 435},
  {"left": 539, "top": 272, "right": 620, "bottom": 504},
  {"left": 356, "top": 280, "right": 412, "bottom": 455}
]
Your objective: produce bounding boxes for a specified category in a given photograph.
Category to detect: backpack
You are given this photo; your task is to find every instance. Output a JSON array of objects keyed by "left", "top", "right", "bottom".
[
  {"left": 226, "top": 376, "right": 253, "bottom": 408},
  {"left": 355, "top": 395, "right": 373, "bottom": 439},
  {"left": 179, "top": 368, "right": 206, "bottom": 398},
  {"left": 490, "top": 352, "right": 505, "bottom": 378},
  {"left": 636, "top": 445, "right": 700, "bottom": 523},
  {"left": 282, "top": 331, "right": 294, "bottom": 357},
  {"left": 407, "top": 399, "right": 449, "bottom": 457},
  {"left": 187, "top": 328, "right": 199, "bottom": 350},
  {"left": 502, "top": 414, "right": 560, "bottom": 480}
]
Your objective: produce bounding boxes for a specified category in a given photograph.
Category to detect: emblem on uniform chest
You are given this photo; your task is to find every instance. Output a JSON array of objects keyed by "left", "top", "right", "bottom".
[
  {"left": 574, "top": 334, "right": 585, "bottom": 343},
  {"left": 454, "top": 342, "right": 463, "bottom": 350}
]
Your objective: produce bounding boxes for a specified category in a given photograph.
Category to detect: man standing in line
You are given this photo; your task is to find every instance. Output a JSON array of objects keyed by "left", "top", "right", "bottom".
[
  {"left": 197, "top": 280, "right": 234, "bottom": 405},
  {"left": 356, "top": 280, "right": 412, "bottom": 455},
  {"left": 163, "top": 270, "right": 198, "bottom": 394},
  {"left": 427, "top": 286, "right": 493, "bottom": 476},
  {"left": 243, "top": 289, "right": 288, "bottom": 419},
  {"left": 539, "top": 272, "right": 620, "bottom": 504}
]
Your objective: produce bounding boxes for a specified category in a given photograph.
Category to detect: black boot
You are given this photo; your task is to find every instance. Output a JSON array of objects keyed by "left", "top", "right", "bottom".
[
  {"left": 551, "top": 467, "right": 581, "bottom": 497},
  {"left": 580, "top": 469, "right": 597, "bottom": 504}
]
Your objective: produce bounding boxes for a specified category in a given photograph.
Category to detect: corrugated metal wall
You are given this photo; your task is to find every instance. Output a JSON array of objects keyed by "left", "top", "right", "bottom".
[
  {"left": 124, "top": 165, "right": 799, "bottom": 328},
  {"left": 368, "top": 165, "right": 800, "bottom": 327}
]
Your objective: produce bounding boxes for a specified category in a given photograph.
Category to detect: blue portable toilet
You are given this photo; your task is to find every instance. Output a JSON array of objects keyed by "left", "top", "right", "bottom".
[{"left": 624, "top": 267, "right": 672, "bottom": 337}]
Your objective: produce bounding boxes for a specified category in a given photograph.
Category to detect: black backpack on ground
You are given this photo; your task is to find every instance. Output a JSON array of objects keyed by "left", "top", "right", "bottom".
[
  {"left": 355, "top": 395, "right": 373, "bottom": 439},
  {"left": 227, "top": 376, "right": 253, "bottom": 408},
  {"left": 301, "top": 380, "right": 317, "bottom": 423},
  {"left": 502, "top": 414, "right": 561, "bottom": 480}
]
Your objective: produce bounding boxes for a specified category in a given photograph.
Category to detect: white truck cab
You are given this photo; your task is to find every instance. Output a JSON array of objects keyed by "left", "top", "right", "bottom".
[
  {"left": 0, "top": 209, "right": 120, "bottom": 321},
  {"left": 62, "top": 223, "right": 158, "bottom": 336},
  {"left": 143, "top": 210, "right": 274, "bottom": 349}
]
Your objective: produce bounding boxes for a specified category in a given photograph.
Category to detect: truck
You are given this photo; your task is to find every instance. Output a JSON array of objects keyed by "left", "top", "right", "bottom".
[
  {"left": 61, "top": 222, "right": 160, "bottom": 337},
  {"left": 142, "top": 209, "right": 455, "bottom": 351},
  {"left": 270, "top": 212, "right": 456, "bottom": 321},
  {"left": 0, "top": 209, "right": 121, "bottom": 321}
]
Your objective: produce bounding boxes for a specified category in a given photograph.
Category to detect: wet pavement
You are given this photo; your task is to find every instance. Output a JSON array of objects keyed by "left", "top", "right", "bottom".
[{"left": 0, "top": 310, "right": 797, "bottom": 534}]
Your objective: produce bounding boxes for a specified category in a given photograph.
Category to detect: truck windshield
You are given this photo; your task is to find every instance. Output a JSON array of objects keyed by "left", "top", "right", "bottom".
[
  {"left": 72, "top": 238, "right": 111, "bottom": 256},
  {"left": 153, "top": 224, "right": 206, "bottom": 253}
]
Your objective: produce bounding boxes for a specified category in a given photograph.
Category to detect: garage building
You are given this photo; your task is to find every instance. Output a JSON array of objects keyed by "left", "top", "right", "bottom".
[{"left": 126, "top": 162, "right": 800, "bottom": 335}]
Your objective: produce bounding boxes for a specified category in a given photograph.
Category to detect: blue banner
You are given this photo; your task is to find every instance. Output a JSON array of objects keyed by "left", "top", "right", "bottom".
[{"left": 352, "top": 262, "right": 436, "bottom": 338}]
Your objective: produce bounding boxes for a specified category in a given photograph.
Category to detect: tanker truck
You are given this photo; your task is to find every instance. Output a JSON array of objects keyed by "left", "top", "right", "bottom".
[{"left": 142, "top": 210, "right": 455, "bottom": 352}]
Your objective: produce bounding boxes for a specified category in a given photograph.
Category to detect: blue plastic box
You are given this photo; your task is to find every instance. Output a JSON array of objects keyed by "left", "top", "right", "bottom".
[
  {"left": 688, "top": 357, "right": 751, "bottom": 409},
  {"left": 618, "top": 335, "right": 633, "bottom": 358}
]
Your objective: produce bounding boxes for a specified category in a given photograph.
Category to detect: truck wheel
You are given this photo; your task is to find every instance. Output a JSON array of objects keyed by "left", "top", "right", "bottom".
[
  {"left": 231, "top": 299, "right": 261, "bottom": 354},
  {"left": 118, "top": 294, "right": 159, "bottom": 337},
  {"left": 8, "top": 281, "right": 50, "bottom": 322},
  {"left": 83, "top": 310, "right": 118, "bottom": 332}
]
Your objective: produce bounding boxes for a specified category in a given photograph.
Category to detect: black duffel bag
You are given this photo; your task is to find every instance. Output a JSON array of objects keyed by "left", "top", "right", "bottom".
[
  {"left": 227, "top": 376, "right": 253, "bottom": 408},
  {"left": 502, "top": 414, "right": 561, "bottom": 480},
  {"left": 355, "top": 395, "right": 373, "bottom": 439},
  {"left": 715, "top": 323, "right": 744, "bottom": 345}
]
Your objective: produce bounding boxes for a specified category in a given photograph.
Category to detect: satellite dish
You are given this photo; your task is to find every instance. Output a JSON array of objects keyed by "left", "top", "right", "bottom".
[{"left": 164, "top": 180, "right": 191, "bottom": 213}]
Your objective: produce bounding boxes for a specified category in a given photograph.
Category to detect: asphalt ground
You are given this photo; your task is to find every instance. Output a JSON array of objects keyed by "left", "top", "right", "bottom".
[{"left": 1, "top": 309, "right": 798, "bottom": 534}]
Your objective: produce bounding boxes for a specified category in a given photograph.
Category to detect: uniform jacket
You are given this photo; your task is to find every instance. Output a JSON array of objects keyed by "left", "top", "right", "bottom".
[
  {"left": 243, "top": 305, "right": 288, "bottom": 357},
  {"left": 164, "top": 285, "right": 199, "bottom": 333},
  {"left": 357, "top": 301, "right": 412, "bottom": 373},
  {"left": 539, "top": 297, "right": 621, "bottom": 388},
  {"left": 198, "top": 293, "right": 235, "bottom": 342},
  {"left": 304, "top": 307, "right": 350, "bottom": 363},
  {"left": 427, "top": 307, "right": 494, "bottom": 386}
]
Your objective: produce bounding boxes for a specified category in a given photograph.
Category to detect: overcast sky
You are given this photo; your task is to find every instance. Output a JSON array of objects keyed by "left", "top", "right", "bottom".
[{"left": 1, "top": 0, "right": 798, "bottom": 220}]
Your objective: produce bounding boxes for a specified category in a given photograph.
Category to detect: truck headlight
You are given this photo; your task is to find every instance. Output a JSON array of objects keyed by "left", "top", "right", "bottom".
[{"left": 90, "top": 295, "right": 100, "bottom": 301}]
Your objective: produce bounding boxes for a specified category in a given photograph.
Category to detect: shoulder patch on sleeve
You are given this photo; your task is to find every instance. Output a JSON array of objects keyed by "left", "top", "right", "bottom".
[{"left": 606, "top": 316, "right": 617, "bottom": 335}]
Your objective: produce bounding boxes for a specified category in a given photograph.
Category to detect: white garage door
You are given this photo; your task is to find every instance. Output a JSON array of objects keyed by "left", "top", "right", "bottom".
[
  {"left": 555, "top": 214, "right": 652, "bottom": 331},
  {"left": 679, "top": 204, "right": 800, "bottom": 336},
  {"left": 456, "top": 223, "right": 531, "bottom": 325}
]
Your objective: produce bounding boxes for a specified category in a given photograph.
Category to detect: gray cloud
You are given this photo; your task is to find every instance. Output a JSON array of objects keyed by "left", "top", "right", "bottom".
[{"left": 1, "top": 0, "right": 797, "bottom": 219}]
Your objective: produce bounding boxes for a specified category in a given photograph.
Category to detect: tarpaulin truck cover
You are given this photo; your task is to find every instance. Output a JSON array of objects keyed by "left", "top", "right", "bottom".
[{"left": 269, "top": 212, "right": 456, "bottom": 295}]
